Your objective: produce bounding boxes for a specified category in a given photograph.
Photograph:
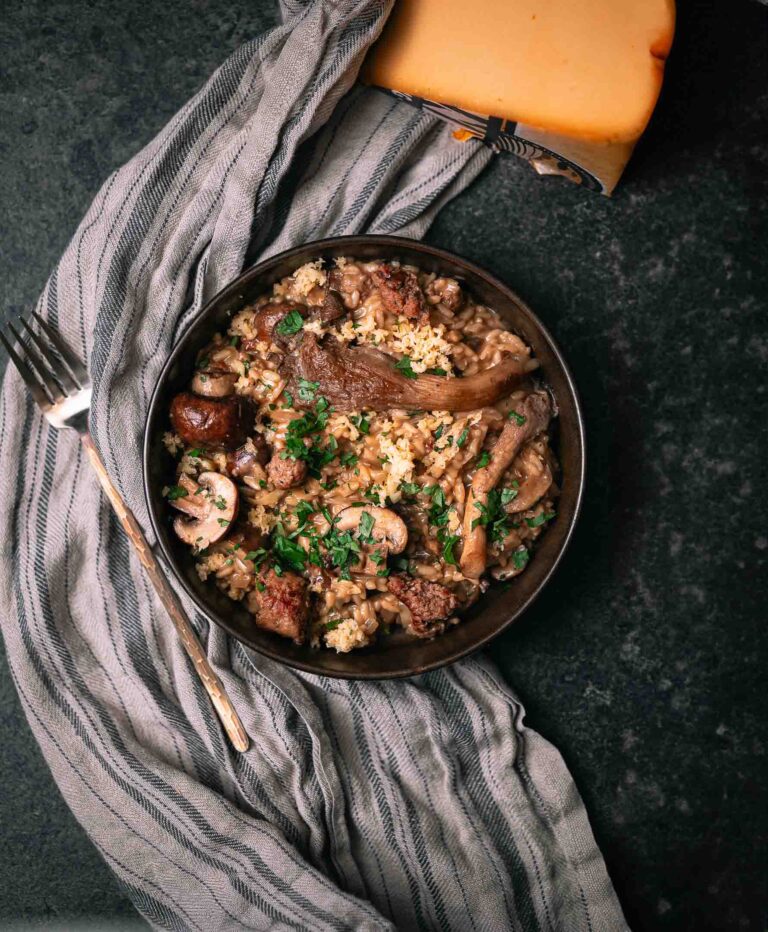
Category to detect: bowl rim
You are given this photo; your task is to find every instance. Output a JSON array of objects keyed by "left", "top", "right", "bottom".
[{"left": 143, "top": 234, "right": 585, "bottom": 678}]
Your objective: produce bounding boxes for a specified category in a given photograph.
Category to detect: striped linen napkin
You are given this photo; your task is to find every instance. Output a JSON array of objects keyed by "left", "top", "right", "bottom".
[{"left": 0, "top": 2, "right": 628, "bottom": 929}]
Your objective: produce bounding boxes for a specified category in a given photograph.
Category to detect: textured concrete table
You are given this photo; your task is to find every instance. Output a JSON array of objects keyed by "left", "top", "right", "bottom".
[{"left": 1, "top": 1, "right": 765, "bottom": 929}]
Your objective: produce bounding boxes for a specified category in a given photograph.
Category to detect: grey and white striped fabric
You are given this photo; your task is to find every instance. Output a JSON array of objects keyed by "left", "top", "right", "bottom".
[{"left": 0, "top": 2, "right": 628, "bottom": 929}]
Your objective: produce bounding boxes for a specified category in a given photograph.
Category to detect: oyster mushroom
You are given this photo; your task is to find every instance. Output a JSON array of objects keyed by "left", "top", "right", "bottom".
[
  {"left": 191, "top": 368, "right": 238, "bottom": 398},
  {"left": 460, "top": 391, "right": 552, "bottom": 578},
  {"left": 169, "top": 471, "right": 239, "bottom": 548},
  {"left": 506, "top": 445, "right": 553, "bottom": 514}
]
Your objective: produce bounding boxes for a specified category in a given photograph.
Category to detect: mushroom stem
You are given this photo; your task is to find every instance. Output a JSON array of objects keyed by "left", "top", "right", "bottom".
[{"left": 460, "top": 391, "right": 552, "bottom": 578}]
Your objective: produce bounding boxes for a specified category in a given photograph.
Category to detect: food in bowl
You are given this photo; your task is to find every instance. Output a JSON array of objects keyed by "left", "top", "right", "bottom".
[{"left": 161, "top": 257, "right": 559, "bottom": 652}]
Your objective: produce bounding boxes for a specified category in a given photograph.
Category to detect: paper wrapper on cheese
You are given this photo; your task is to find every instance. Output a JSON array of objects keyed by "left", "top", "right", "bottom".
[{"left": 363, "top": 0, "right": 675, "bottom": 195}]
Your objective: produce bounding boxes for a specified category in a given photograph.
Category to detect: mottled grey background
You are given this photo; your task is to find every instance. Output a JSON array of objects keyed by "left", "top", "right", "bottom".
[{"left": 1, "top": 1, "right": 766, "bottom": 930}]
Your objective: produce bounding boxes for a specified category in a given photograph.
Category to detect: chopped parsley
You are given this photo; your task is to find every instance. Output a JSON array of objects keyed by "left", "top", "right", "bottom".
[
  {"left": 297, "top": 378, "right": 319, "bottom": 403},
  {"left": 187, "top": 448, "right": 203, "bottom": 459},
  {"left": 441, "top": 533, "right": 461, "bottom": 566},
  {"left": 500, "top": 486, "right": 518, "bottom": 506},
  {"left": 324, "top": 618, "right": 342, "bottom": 632},
  {"left": 281, "top": 390, "right": 294, "bottom": 408},
  {"left": 340, "top": 451, "right": 358, "bottom": 468},
  {"left": 229, "top": 335, "right": 240, "bottom": 348},
  {"left": 526, "top": 511, "right": 555, "bottom": 528},
  {"left": 508, "top": 410, "right": 527, "bottom": 426},
  {"left": 512, "top": 548, "right": 530, "bottom": 570},
  {"left": 283, "top": 398, "right": 337, "bottom": 477},
  {"left": 213, "top": 495, "right": 228, "bottom": 511},
  {"left": 471, "top": 490, "right": 511, "bottom": 543},
  {"left": 399, "top": 480, "right": 420, "bottom": 497},
  {"left": 272, "top": 525, "right": 307, "bottom": 572},
  {"left": 165, "top": 485, "right": 188, "bottom": 501},
  {"left": 434, "top": 424, "right": 445, "bottom": 441},
  {"left": 476, "top": 451, "right": 491, "bottom": 469},
  {"left": 357, "top": 511, "right": 376, "bottom": 544},
  {"left": 275, "top": 310, "right": 305, "bottom": 336},
  {"left": 426, "top": 367, "right": 447, "bottom": 376},
  {"left": 244, "top": 549, "right": 267, "bottom": 567},
  {"left": 352, "top": 413, "right": 370, "bottom": 435},
  {"left": 395, "top": 355, "right": 418, "bottom": 380},
  {"left": 456, "top": 427, "right": 469, "bottom": 449},
  {"left": 216, "top": 518, "right": 230, "bottom": 527}
]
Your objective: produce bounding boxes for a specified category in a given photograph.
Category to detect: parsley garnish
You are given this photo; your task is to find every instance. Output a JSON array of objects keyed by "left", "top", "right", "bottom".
[
  {"left": 324, "top": 618, "right": 342, "bottom": 631},
  {"left": 187, "top": 448, "right": 203, "bottom": 459},
  {"left": 165, "top": 485, "right": 188, "bottom": 501},
  {"left": 508, "top": 410, "right": 526, "bottom": 426},
  {"left": 441, "top": 534, "right": 460, "bottom": 566},
  {"left": 340, "top": 451, "right": 358, "bottom": 468},
  {"left": 500, "top": 487, "right": 518, "bottom": 506},
  {"left": 526, "top": 512, "right": 555, "bottom": 528},
  {"left": 426, "top": 367, "right": 447, "bottom": 376},
  {"left": 244, "top": 549, "right": 267, "bottom": 567},
  {"left": 281, "top": 390, "right": 294, "bottom": 409},
  {"left": 272, "top": 525, "right": 307, "bottom": 572},
  {"left": 512, "top": 548, "right": 530, "bottom": 570},
  {"left": 358, "top": 511, "right": 376, "bottom": 544},
  {"left": 434, "top": 424, "right": 445, "bottom": 441},
  {"left": 229, "top": 335, "right": 240, "bottom": 348},
  {"left": 456, "top": 427, "right": 469, "bottom": 448},
  {"left": 399, "top": 480, "right": 420, "bottom": 497},
  {"left": 213, "top": 495, "right": 227, "bottom": 511},
  {"left": 471, "top": 490, "right": 511, "bottom": 543},
  {"left": 476, "top": 451, "right": 491, "bottom": 469},
  {"left": 276, "top": 310, "right": 304, "bottom": 336},
  {"left": 395, "top": 356, "right": 418, "bottom": 380},
  {"left": 297, "top": 378, "right": 319, "bottom": 403},
  {"left": 352, "top": 413, "right": 371, "bottom": 435},
  {"left": 216, "top": 518, "right": 230, "bottom": 527}
]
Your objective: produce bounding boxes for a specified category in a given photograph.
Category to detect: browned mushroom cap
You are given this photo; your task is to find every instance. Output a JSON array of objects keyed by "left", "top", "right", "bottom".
[
  {"left": 250, "top": 302, "right": 307, "bottom": 345},
  {"left": 334, "top": 506, "right": 409, "bottom": 554},
  {"left": 170, "top": 392, "right": 252, "bottom": 450},
  {"left": 225, "top": 437, "right": 269, "bottom": 477},
  {"left": 191, "top": 368, "right": 238, "bottom": 398},
  {"left": 460, "top": 391, "right": 552, "bottom": 578},
  {"left": 281, "top": 333, "right": 536, "bottom": 413},
  {"left": 170, "top": 472, "right": 238, "bottom": 548}
]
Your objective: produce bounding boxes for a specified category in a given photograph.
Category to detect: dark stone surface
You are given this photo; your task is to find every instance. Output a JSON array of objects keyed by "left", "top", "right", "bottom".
[{"left": 0, "top": 1, "right": 765, "bottom": 930}]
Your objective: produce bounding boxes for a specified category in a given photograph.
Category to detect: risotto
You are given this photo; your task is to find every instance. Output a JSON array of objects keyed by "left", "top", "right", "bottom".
[{"left": 162, "top": 257, "right": 559, "bottom": 652}]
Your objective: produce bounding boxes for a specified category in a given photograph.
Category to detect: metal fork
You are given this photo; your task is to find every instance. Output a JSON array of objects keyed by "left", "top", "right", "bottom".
[{"left": 1, "top": 313, "right": 249, "bottom": 752}]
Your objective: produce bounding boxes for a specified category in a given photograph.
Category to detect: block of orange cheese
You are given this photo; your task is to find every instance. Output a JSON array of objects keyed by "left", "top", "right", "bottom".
[{"left": 363, "top": 0, "right": 675, "bottom": 193}]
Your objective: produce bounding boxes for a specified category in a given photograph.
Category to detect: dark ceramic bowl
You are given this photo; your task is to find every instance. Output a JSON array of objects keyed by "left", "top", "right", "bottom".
[{"left": 143, "top": 235, "right": 584, "bottom": 678}]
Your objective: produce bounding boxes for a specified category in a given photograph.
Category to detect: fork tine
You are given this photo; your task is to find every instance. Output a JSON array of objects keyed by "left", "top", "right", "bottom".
[
  {"left": 0, "top": 328, "right": 55, "bottom": 409},
  {"left": 20, "top": 317, "right": 80, "bottom": 393},
  {"left": 6, "top": 322, "right": 65, "bottom": 403},
  {"left": 30, "top": 311, "right": 89, "bottom": 386}
]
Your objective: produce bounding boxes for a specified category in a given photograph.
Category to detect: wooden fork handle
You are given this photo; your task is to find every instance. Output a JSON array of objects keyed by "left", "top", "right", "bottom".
[{"left": 81, "top": 433, "right": 249, "bottom": 753}]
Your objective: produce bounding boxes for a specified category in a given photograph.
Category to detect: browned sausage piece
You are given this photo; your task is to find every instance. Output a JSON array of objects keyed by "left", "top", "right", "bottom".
[
  {"left": 371, "top": 264, "right": 427, "bottom": 321},
  {"left": 226, "top": 438, "right": 269, "bottom": 477},
  {"left": 247, "top": 568, "right": 308, "bottom": 644},
  {"left": 266, "top": 452, "right": 307, "bottom": 489},
  {"left": 388, "top": 574, "right": 458, "bottom": 638},
  {"left": 170, "top": 392, "right": 252, "bottom": 451}
]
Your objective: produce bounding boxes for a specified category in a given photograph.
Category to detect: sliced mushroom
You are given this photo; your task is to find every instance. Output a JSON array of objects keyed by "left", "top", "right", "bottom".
[
  {"left": 460, "top": 391, "right": 552, "bottom": 578},
  {"left": 170, "top": 471, "right": 239, "bottom": 548},
  {"left": 334, "top": 505, "right": 409, "bottom": 554},
  {"left": 281, "top": 333, "right": 536, "bottom": 413},
  {"left": 191, "top": 368, "right": 238, "bottom": 398}
]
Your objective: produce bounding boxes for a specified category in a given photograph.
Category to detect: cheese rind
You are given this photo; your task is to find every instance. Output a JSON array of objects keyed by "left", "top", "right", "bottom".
[{"left": 364, "top": 0, "right": 675, "bottom": 145}]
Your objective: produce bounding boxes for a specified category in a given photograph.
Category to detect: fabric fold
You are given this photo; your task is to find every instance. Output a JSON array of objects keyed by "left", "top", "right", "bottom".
[{"left": 0, "top": 2, "right": 628, "bottom": 929}]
